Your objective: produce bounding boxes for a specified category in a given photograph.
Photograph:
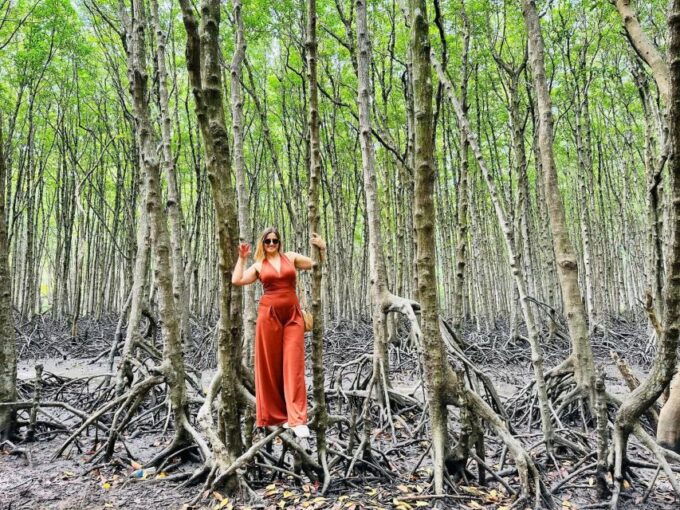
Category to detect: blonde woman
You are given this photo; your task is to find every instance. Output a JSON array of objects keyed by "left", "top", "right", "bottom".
[{"left": 232, "top": 227, "right": 326, "bottom": 438}]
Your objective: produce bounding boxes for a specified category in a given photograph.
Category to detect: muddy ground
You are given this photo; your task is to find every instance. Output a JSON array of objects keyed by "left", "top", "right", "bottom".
[{"left": 1, "top": 313, "right": 678, "bottom": 510}]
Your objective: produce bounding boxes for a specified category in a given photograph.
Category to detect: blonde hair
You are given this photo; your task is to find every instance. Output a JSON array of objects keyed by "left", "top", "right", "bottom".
[{"left": 254, "top": 227, "right": 282, "bottom": 262}]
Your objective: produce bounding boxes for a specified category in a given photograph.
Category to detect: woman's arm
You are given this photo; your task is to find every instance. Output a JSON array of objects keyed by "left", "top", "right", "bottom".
[
  {"left": 287, "top": 251, "right": 313, "bottom": 270},
  {"left": 287, "top": 233, "right": 326, "bottom": 270},
  {"left": 232, "top": 243, "right": 259, "bottom": 286}
]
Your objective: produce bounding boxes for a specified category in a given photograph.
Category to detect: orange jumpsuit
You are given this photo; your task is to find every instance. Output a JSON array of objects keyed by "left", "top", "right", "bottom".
[{"left": 254, "top": 253, "right": 308, "bottom": 427}]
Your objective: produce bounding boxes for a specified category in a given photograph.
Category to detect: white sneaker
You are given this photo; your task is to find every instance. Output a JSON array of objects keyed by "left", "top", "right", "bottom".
[
  {"left": 292, "top": 424, "right": 310, "bottom": 438},
  {"left": 282, "top": 422, "right": 290, "bottom": 429}
]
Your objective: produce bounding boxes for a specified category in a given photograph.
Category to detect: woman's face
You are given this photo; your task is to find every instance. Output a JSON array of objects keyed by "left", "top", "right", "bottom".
[{"left": 263, "top": 232, "right": 280, "bottom": 255}]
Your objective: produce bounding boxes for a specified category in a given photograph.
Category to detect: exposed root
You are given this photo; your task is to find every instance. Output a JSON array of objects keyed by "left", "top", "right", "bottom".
[
  {"left": 53, "top": 375, "right": 164, "bottom": 460},
  {"left": 464, "top": 386, "right": 553, "bottom": 508}
]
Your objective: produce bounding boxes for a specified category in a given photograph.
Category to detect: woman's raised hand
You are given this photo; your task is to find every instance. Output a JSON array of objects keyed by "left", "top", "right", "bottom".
[
  {"left": 238, "top": 242, "right": 251, "bottom": 259},
  {"left": 310, "top": 232, "right": 326, "bottom": 251}
]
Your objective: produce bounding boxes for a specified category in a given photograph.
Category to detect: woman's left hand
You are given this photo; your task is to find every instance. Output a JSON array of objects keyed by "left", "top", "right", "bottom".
[{"left": 311, "top": 232, "right": 326, "bottom": 251}]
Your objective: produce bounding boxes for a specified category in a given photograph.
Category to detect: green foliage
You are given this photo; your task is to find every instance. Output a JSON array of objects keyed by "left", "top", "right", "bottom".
[{"left": 0, "top": 0, "right": 665, "bottom": 316}]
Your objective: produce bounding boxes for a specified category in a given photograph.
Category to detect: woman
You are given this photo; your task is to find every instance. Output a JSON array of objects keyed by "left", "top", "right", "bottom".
[{"left": 232, "top": 227, "right": 326, "bottom": 439}]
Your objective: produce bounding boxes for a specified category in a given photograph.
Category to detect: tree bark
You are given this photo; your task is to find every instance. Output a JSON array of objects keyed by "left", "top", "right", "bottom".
[
  {"left": 150, "top": 0, "right": 190, "bottom": 349},
  {"left": 230, "top": 0, "right": 256, "bottom": 360},
  {"left": 452, "top": 5, "right": 470, "bottom": 331},
  {"left": 658, "top": 372, "right": 680, "bottom": 452},
  {"left": 305, "top": 0, "right": 331, "bottom": 490},
  {"left": 613, "top": 0, "right": 670, "bottom": 104},
  {"left": 0, "top": 119, "right": 17, "bottom": 441},
  {"left": 356, "top": 0, "right": 392, "bottom": 410},
  {"left": 654, "top": 0, "right": 680, "bottom": 460},
  {"left": 179, "top": 0, "right": 244, "bottom": 490},
  {"left": 122, "top": 0, "right": 190, "bottom": 449},
  {"left": 409, "top": 0, "right": 449, "bottom": 494},
  {"left": 522, "top": 0, "right": 596, "bottom": 400}
]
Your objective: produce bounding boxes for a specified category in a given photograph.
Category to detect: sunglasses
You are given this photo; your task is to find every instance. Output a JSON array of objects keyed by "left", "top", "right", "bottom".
[{"left": 263, "top": 238, "right": 280, "bottom": 245}]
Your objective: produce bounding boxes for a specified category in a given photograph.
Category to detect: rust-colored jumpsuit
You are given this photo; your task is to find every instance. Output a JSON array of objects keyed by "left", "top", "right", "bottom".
[{"left": 254, "top": 253, "right": 308, "bottom": 427}]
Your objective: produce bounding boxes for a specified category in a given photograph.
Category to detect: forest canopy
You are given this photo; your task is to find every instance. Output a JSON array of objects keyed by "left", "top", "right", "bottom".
[{"left": 0, "top": 0, "right": 657, "bottom": 321}]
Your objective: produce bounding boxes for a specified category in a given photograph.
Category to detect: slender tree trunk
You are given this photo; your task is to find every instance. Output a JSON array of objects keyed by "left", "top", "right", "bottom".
[
  {"left": 653, "top": 0, "right": 680, "bottom": 462},
  {"left": 0, "top": 120, "right": 17, "bottom": 440},
  {"left": 122, "top": 0, "right": 189, "bottom": 448},
  {"left": 230, "top": 0, "right": 256, "bottom": 360},
  {"left": 333, "top": 0, "right": 421, "bottom": 365},
  {"left": 114, "top": 179, "right": 150, "bottom": 394},
  {"left": 356, "top": 0, "right": 392, "bottom": 410},
  {"left": 409, "top": 0, "right": 449, "bottom": 494},
  {"left": 634, "top": 68, "right": 666, "bottom": 317},
  {"left": 306, "top": 0, "right": 331, "bottom": 489},
  {"left": 179, "top": 0, "right": 244, "bottom": 490},
  {"left": 150, "top": 0, "right": 190, "bottom": 349},
  {"left": 522, "top": 0, "right": 595, "bottom": 400},
  {"left": 452, "top": 7, "right": 470, "bottom": 331}
]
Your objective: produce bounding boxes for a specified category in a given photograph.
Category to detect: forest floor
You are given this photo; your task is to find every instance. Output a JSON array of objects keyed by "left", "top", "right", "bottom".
[{"left": 1, "top": 313, "right": 678, "bottom": 510}]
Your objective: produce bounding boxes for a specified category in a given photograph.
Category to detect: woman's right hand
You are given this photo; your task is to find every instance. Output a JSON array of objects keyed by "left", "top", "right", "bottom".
[{"left": 238, "top": 242, "right": 251, "bottom": 260}]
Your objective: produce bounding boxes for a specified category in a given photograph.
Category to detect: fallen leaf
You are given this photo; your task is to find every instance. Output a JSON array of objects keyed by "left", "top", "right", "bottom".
[
  {"left": 393, "top": 498, "right": 413, "bottom": 510},
  {"left": 216, "top": 499, "right": 232, "bottom": 510},
  {"left": 462, "top": 486, "right": 484, "bottom": 497}
]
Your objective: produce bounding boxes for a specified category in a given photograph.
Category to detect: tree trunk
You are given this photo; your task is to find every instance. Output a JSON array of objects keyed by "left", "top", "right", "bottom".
[
  {"left": 122, "top": 0, "right": 190, "bottom": 450},
  {"left": 150, "top": 0, "right": 191, "bottom": 349},
  {"left": 633, "top": 66, "right": 666, "bottom": 318},
  {"left": 305, "top": 0, "right": 331, "bottom": 489},
  {"left": 230, "top": 0, "right": 256, "bottom": 360},
  {"left": 179, "top": 0, "right": 244, "bottom": 490},
  {"left": 0, "top": 120, "right": 17, "bottom": 441},
  {"left": 409, "top": 0, "right": 449, "bottom": 494},
  {"left": 452, "top": 6, "right": 470, "bottom": 332},
  {"left": 356, "top": 0, "right": 392, "bottom": 410},
  {"left": 658, "top": 371, "right": 680, "bottom": 452},
  {"left": 613, "top": 0, "right": 670, "bottom": 104},
  {"left": 654, "top": 0, "right": 680, "bottom": 462},
  {"left": 522, "top": 0, "right": 595, "bottom": 400}
]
